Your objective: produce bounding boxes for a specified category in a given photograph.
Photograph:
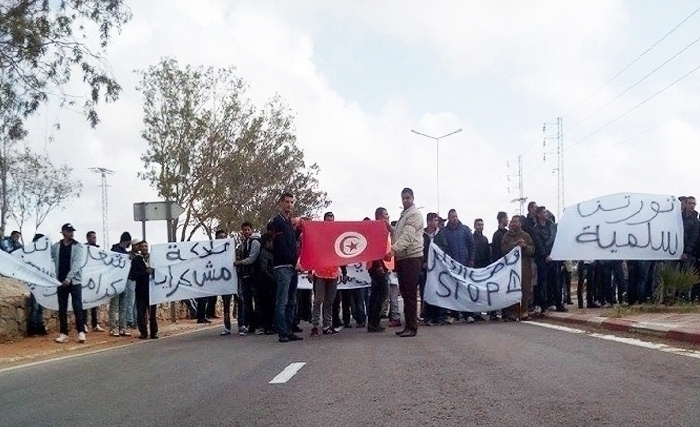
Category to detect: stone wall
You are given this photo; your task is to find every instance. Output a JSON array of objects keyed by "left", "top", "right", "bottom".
[
  {"left": 0, "top": 277, "right": 207, "bottom": 342},
  {"left": 0, "top": 278, "right": 27, "bottom": 341}
]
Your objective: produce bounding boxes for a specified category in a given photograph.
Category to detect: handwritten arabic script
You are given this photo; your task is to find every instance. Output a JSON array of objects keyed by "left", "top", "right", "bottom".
[
  {"left": 424, "top": 243, "right": 522, "bottom": 312},
  {"left": 551, "top": 193, "right": 684, "bottom": 261},
  {"left": 79, "top": 245, "right": 131, "bottom": 308},
  {"left": 150, "top": 239, "right": 237, "bottom": 305}
]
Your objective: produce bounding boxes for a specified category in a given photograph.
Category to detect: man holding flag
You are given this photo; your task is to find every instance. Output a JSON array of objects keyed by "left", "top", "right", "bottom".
[
  {"left": 309, "top": 212, "right": 348, "bottom": 337},
  {"left": 298, "top": 204, "right": 391, "bottom": 332},
  {"left": 387, "top": 188, "right": 424, "bottom": 338}
]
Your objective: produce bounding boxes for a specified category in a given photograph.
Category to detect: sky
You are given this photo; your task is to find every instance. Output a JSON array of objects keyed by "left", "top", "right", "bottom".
[{"left": 17, "top": 0, "right": 700, "bottom": 246}]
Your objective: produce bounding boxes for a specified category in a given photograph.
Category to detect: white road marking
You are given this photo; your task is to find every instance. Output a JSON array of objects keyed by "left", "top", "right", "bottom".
[
  {"left": 525, "top": 322, "right": 700, "bottom": 359},
  {"left": 269, "top": 362, "right": 307, "bottom": 384}
]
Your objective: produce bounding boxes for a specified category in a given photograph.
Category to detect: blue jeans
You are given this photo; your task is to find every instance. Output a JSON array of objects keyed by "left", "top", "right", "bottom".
[
  {"left": 274, "top": 266, "right": 298, "bottom": 339},
  {"left": 124, "top": 279, "right": 136, "bottom": 326},
  {"left": 109, "top": 293, "right": 127, "bottom": 331}
]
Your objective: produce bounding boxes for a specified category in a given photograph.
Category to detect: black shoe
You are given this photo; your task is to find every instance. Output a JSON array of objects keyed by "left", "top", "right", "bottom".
[
  {"left": 588, "top": 302, "right": 601, "bottom": 309},
  {"left": 555, "top": 306, "right": 568, "bottom": 312},
  {"left": 288, "top": 333, "right": 303, "bottom": 341},
  {"left": 395, "top": 329, "right": 407, "bottom": 336},
  {"left": 367, "top": 326, "right": 385, "bottom": 333},
  {"left": 279, "top": 336, "right": 290, "bottom": 343},
  {"left": 578, "top": 303, "right": 584, "bottom": 309},
  {"left": 292, "top": 325, "right": 303, "bottom": 333},
  {"left": 150, "top": 335, "right": 159, "bottom": 339},
  {"left": 343, "top": 323, "right": 353, "bottom": 328},
  {"left": 264, "top": 330, "right": 275, "bottom": 335},
  {"left": 138, "top": 334, "right": 148, "bottom": 339},
  {"left": 356, "top": 323, "right": 366, "bottom": 328},
  {"left": 196, "top": 319, "right": 211, "bottom": 324},
  {"left": 397, "top": 330, "right": 417, "bottom": 337},
  {"left": 323, "top": 327, "right": 339, "bottom": 335}
]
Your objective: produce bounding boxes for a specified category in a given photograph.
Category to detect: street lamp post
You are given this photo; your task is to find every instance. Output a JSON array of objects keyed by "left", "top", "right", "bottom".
[{"left": 410, "top": 128, "right": 462, "bottom": 214}]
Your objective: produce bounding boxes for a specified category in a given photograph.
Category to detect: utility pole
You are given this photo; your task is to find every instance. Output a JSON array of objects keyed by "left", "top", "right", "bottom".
[
  {"left": 543, "top": 117, "right": 564, "bottom": 218},
  {"left": 507, "top": 155, "right": 527, "bottom": 215},
  {"left": 89, "top": 167, "right": 114, "bottom": 246}
]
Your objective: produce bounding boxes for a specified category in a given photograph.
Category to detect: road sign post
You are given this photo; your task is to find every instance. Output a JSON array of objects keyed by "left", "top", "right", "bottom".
[{"left": 133, "top": 200, "right": 185, "bottom": 323}]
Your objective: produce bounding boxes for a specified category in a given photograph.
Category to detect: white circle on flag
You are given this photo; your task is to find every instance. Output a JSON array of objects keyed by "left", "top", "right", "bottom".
[{"left": 334, "top": 232, "right": 368, "bottom": 258}]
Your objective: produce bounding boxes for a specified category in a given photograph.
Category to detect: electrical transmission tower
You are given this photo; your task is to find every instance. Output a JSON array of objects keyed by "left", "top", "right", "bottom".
[
  {"left": 543, "top": 117, "right": 564, "bottom": 218},
  {"left": 507, "top": 155, "right": 527, "bottom": 215},
  {"left": 89, "top": 167, "right": 114, "bottom": 246}
]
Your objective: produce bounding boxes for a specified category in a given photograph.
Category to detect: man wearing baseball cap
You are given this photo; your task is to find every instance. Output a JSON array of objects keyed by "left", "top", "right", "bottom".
[{"left": 51, "top": 223, "right": 86, "bottom": 343}]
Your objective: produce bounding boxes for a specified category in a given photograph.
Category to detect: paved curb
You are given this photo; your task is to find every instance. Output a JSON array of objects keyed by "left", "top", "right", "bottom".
[{"left": 543, "top": 312, "right": 700, "bottom": 345}]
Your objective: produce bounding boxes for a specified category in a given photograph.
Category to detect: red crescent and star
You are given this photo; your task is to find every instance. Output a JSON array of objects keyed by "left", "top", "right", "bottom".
[{"left": 339, "top": 236, "right": 359, "bottom": 255}]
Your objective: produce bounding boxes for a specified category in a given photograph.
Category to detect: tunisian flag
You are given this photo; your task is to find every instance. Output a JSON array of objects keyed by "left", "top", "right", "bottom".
[{"left": 299, "top": 220, "right": 390, "bottom": 270}]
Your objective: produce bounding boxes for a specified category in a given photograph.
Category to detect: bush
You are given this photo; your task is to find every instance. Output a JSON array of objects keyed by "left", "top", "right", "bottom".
[{"left": 653, "top": 262, "right": 700, "bottom": 305}]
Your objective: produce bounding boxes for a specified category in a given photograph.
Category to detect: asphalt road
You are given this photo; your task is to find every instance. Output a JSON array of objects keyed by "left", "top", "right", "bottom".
[{"left": 1, "top": 321, "right": 699, "bottom": 427}]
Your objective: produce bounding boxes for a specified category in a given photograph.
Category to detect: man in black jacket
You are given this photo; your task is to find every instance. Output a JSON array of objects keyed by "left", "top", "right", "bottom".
[
  {"left": 681, "top": 196, "right": 699, "bottom": 300},
  {"left": 133, "top": 240, "right": 158, "bottom": 339},
  {"left": 473, "top": 218, "right": 490, "bottom": 268},
  {"left": 532, "top": 207, "right": 566, "bottom": 313},
  {"left": 420, "top": 212, "right": 447, "bottom": 325},
  {"left": 234, "top": 221, "right": 262, "bottom": 335},
  {"left": 491, "top": 212, "right": 508, "bottom": 262},
  {"left": 268, "top": 192, "right": 303, "bottom": 343}
]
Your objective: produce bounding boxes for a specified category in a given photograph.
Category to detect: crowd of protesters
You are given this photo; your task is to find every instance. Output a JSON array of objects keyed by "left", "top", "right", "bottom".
[
  {"left": 3, "top": 191, "right": 698, "bottom": 344},
  {"left": 1, "top": 225, "right": 157, "bottom": 343},
  {"left": 193, "top": 190, "right": 699, "bottom": 342}
]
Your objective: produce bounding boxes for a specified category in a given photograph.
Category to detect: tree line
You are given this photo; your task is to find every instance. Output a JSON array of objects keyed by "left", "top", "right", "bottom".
[{"left": 0, "top": 1, "right": 328, "bottom": 241}]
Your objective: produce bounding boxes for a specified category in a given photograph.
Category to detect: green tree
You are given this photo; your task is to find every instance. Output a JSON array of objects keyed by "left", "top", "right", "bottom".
[
  {"left": 0, "top": 0, "right": 131, "bottom": 129},
  {"left": 0, "top": 95, "right": 26, "bottom": 236},
  {"left": 137, "top": 58, "right": 330, "bottom": 241},
  {"left": 0, "top": 0, "right": 129, "bottom": 234}
]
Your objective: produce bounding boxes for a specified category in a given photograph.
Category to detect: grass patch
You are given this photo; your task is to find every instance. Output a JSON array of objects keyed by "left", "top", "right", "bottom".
[{"left": 604, "top": 302, "right": 700, "bottom": 318}]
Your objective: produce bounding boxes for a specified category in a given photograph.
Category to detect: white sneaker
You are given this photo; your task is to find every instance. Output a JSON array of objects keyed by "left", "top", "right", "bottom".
[
  {"left": 55, "top": 333, "right": 68, "bottom": 343},
  {"left": 84, "top": 324, "right": 89, "bottom": 333},
  {"left": 93, "top": 324, "right": 104, "bottom": 332},
  {"left": 466, "top": 316, "right": 475, "bottom": 324},
  {"left": 77, "top": 332, "right": 86, "bottom": 343}
]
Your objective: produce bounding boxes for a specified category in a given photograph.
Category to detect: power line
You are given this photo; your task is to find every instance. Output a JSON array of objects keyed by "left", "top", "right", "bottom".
[
  {"left": 565, "top": 61, "right": 700, "bottom": 152},
  {"left": 563, "top": 5, "right": 700, "bottom": 119},
  {"left": 567, "top": 33, "right": 700, "bottom": 134},
  {"left": 574, "top": 102, "right": 700, "bottom": 164}
]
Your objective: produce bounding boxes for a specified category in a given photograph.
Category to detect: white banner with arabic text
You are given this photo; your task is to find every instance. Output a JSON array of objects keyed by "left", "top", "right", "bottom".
[
  {"left": 551, "top": 193, "right": 683, "bottom": 261},
  {"left": 8, "top": 238, "right": 131, "bottom": 310},
  {"left": 150, "top": 239, "right": 237, "bottom": 305},
  {"left": 424, "top": 243, "right": 522, "bottom": 312}
]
